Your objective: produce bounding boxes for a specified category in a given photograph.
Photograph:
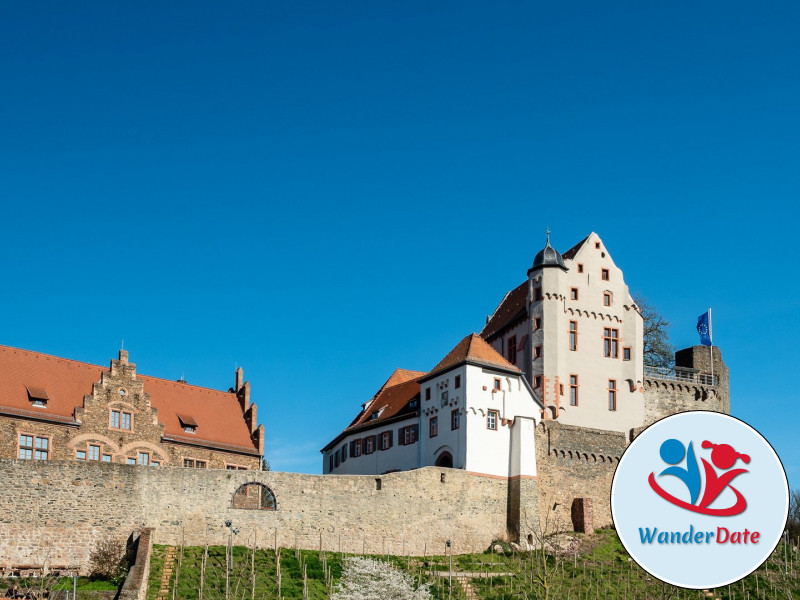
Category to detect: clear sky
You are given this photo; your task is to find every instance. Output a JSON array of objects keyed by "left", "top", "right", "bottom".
[{"left": 1, "top": 2, "right": 798, "bottom": 486}]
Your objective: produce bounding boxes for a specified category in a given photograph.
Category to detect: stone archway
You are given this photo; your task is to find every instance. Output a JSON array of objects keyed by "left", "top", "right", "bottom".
[{"left": 435, "top": 451, "right": 453, "bottom": 468}]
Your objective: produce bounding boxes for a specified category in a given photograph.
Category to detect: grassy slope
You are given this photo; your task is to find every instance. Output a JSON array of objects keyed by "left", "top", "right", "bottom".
[{"left": 147, "top": 530, "right": 800, "bottom": 600}]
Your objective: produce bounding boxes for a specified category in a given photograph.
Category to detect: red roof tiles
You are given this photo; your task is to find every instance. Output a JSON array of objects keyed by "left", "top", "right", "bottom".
[
  {"left": 0, "top": 344, "right": 258, "bottom": 453},
  {"left": 427, "top": 333, "right": 521, "bottom": 378}
]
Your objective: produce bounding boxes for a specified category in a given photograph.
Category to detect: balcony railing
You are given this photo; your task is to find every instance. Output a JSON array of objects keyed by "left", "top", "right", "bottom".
[{"left": 644, "top": 365, "right": 717, "bottom": 386}]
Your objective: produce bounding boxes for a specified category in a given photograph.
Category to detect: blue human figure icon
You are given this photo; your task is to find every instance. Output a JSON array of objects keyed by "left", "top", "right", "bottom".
[{"left": 658, "top": 438, "right": 701, "bottom": 505}]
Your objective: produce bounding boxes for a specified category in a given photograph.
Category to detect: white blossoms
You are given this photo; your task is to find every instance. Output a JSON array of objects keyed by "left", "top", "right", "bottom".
[{"left": 331, "top": 557, "right": 432, "bottom": 600}]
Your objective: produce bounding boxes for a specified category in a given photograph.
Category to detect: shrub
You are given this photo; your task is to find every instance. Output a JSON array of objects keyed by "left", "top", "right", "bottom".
[
  {"left": 331, "top": 557, "right": 431, "bottom": 600},
  {"left": 87, "top": 537, "right": 128, "bottom": 584}
]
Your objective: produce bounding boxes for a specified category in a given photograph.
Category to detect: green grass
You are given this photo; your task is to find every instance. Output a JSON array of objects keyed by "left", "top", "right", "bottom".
[{"left": 146, "top": 530, "right": 800, "bottom": 600}]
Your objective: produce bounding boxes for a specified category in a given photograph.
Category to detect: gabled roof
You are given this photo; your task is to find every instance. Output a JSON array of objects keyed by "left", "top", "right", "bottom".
[
  {"left": 323, "top": 369, "right": 423, "bottom": 451},
  {"left": 480, "top": 281, "right": 528, "bottom": 340},
  {"left": 0, "top": 345, "right": 258, "bottom": 453},
  {"left": 424, "top": 333, "right": 521, "bottom": 381}
]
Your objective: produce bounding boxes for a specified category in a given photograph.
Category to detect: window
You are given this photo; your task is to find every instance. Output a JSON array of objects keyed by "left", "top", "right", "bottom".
[
  {"left": 111, "top": 410, "right": 132, "bottom": 430},
  {"left": 380, "top": 431, "right": 393, "bottom": 450},
  {"left": 232, "top": 483, "right": 276, "bottom": 510},
  {"left": 425, "top": 387, "right": 431, "bottom": 401},
  {"left": 623, "top": 347, "right": 631, "bottom": 361},
  {"left": 569, "top": 321, "right": 578, "bottom": 351},
  {"left": 534, "top": 287, "right": 542, "bottom": 301},
  {"left": 184, "top": 425, "right": 196, "bottom": 434},
  {"left": 76, "top": 450, "right": 87, "bottom": 461},
  {"left": 595, "top": 242, "right": 601, "bottom": 249},
  {"left": 429, "top": 417, "right": 438, "bottom": 437},
  {"left": 334, "top": 450, "right": 340, "bottom": 467},
  {"left": 603, "top": 328, "right": 620, "bottom": 358},
  {"left": 102, "top": 454, "right": 112, "bottom": 462},
  {"left": 226, "top": 464, "right": 248, "bottom": 470},
  {"left": 601, "top": 268, "right": 609, "bottom": 281},
  {"left": 493, "top": 378, "right": 501, "bottom": 391},
  {"left": 570, "top": 288, "right": 579, "bottom": 300},
  {"left": 183, "top": 458, "right": 206, "bottom": 468},
  {"left": 399, "top": 425, "right": 418, "bottom": 445},
  {"left": 152, "top": 461, "right": 160, "bottom": 467},
  {"left": 577, "top": 263, "right": 584, "bottom": 273},
  {"left": 608, "top": 380, "right": 617, "bottom": 411},
  {"left": 603, "top": 292, "right": 612, "bottom": 307},
  {"left": 341, "top": 443, "right": 347, "bottom": 462},
  {"left": 365, "top": 436, "right": 375, "bottom": 454},
  {"left": 507, "top": 335, "right": 517, "bottom": 364},
  {"left": 534, "top": 317, "right": 542, "bottom": 330},
  {"left": 440, "top": 390, "right": 449, "bottom": 407},
  {"left": 455, "top": 375, "right": 461, "bottom": 389},
  {"left": 534, "top": 375, "right": 542, "bottom": 389},
  {"left": 451, "top": 409, "right": 460, "bottom": 430},
  {"left": 534, "top": 346, "right": 542, "bottom": 359},
  {"left": 138, "top": 452, "right": 150, "bottom": 466},
  {"left": 88, "top": 445, "right": 100, "bottom": 461},
  {"left": 487, "top": 410, "right": 499, "bottom": 430},
  {"left": 569, "top": 375, "right": 579, "bottom": 406},
  {"left": 26, "top": 386, "right": 49, "bottom": 407},
  {"left": 127, "top": 457, "right": 136, "bottom": 465},
  {"left": 19, "top": 435, "right": 49, "bottom": 460},
  {"left": 351, "top": 438, "right": 363, "bottom": 457}
]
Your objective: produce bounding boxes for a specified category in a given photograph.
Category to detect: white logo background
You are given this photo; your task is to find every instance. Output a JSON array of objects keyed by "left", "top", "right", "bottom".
[{"left": 611, "top": 411, "right": 788, "bottom": 589}]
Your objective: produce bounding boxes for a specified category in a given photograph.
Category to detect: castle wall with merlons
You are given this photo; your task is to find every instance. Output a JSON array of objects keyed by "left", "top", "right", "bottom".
[
  {"left": 0, "top": 460, "right": 536, "bottom": 572},
  {"left": 534, "top": 422, "right": 626, "bottom": 530}
]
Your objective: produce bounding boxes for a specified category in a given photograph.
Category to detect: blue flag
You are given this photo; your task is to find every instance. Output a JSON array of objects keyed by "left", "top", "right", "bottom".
[{"left": 697, "top": 311, "right": 712, "bottom": 346}]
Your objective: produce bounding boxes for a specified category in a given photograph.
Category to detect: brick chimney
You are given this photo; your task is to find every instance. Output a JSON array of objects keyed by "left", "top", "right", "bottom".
[{"left": 235, "top": 367, "right": 244, "bottom": 392}]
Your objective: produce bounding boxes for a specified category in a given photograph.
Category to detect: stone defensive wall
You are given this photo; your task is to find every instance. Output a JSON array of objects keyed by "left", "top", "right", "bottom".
[
  {"left": 534, "top": 422, "right": 628, "bottom": 530},
  {"left": 0, "top": 459, "right": 537, "bottom": 572}
]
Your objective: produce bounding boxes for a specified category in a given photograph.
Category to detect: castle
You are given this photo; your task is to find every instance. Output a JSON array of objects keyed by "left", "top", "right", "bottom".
[
  {"left": 321, "top": 232, "right": 729, "bottom": 490},
  {"left": 0, "top": 231, "right": 729, "bottom": 574}
]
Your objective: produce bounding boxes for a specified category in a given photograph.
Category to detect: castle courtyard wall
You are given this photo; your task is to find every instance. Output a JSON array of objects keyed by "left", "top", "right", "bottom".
[{"left": 0, "top": 459, "right": 533, "bottom": 571}]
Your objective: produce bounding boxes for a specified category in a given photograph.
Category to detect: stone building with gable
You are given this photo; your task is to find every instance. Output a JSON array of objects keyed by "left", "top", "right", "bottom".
[
  {"left": 323, "top": 231, "right": 729, "bottom": 482},
  {"left": 0, "top": 345, "right": 264, "bottom": 469}
]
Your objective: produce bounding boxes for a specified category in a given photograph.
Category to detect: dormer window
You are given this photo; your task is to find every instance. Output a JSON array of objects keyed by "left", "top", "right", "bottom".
[
  {"left": 178, "top": 414, "right": 198, "bottom": 434},
  {"left": 26, "top": 386, "right": 49, "bottom": 407}
]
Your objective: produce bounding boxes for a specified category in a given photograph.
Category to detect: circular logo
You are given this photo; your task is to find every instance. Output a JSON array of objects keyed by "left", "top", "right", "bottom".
[{"left": 611, "top": 411, "right": 788, "bottom": 589}]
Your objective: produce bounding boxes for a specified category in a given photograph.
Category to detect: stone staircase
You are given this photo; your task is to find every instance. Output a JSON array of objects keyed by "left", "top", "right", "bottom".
[
  {"left": 702, "top": 590, "right": 721, "bottom": 600},
  {"left": 156, "top": 546, "right": 178, "bottom": 600}
]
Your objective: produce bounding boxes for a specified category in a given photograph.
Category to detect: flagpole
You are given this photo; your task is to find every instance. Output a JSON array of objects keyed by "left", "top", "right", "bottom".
[{"left": 709, "top": 308, "right": 714, "bottom": 385}]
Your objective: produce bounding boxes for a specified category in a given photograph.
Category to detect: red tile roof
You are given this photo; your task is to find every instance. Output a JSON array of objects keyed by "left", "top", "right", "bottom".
[
  {"left": 480, "top": 281, "right": 529, "bottom": 340},
  {"left": 426, "top": 333, "right": 521, "bottom": 378},
  {"left": 0, "top": 345, "right": 258, "bottom": 453}
]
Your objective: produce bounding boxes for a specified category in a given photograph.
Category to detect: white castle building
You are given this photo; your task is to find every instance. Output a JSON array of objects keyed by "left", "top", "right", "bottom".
[{"left": 321, "top": 232, "right": 647, "bottom": 476}]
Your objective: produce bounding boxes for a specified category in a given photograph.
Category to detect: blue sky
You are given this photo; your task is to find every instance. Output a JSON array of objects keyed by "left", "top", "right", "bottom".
[{"left": 1, "top": 2, "right": 798, "bottom": 486}]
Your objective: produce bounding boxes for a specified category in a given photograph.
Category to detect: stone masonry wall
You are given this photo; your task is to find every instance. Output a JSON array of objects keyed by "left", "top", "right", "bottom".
[
  {"left": 0, "top": 460, "right": 514, "bottom": 572},
  {"left": 534, "top": 422, "right": 627, "bottom": 531}
]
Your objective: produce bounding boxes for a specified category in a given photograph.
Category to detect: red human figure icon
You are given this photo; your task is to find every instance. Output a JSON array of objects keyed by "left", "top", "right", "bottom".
[{"left": 698, "top": 441, "right": 750, "bottom": 511}]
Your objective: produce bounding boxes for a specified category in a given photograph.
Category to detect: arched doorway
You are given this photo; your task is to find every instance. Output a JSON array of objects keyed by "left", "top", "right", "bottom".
[{"left": 435, "top": 451, "right": 453, "bottom": 468}]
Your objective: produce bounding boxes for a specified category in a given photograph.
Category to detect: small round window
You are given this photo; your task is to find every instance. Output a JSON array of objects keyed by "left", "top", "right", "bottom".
[{"left": 118, "top": 389, "right": 127, "bottom": 397}]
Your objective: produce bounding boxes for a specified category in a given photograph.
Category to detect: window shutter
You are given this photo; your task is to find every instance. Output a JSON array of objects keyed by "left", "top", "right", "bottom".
[
  {"left": 387, "top": 430, "right": 393, "bottom": 449},
  {"left": 518, "top": 335, "right": 528, "bottom": 351},
  {"left": 411, "top": 424, "right": 418, "bottom": 442},
  {"left": 398, "top": 428, "right": 405, "bottom": 446}
]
